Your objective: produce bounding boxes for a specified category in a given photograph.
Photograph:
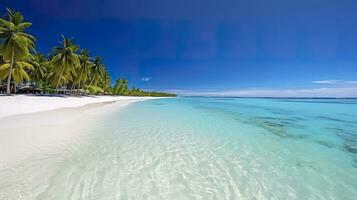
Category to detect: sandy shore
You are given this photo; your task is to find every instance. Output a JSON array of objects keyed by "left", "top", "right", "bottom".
[
  {"left": 0, "top": 95, "right": 156, "bottom": 119},
  {"left": 0, "top": 97, "right": 159, "bottom": 199},
  {"left": 0, "top": 95, "right": 158, "bottom": 167}
]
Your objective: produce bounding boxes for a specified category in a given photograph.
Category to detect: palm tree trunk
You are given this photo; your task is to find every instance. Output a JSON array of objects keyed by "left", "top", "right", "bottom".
[
  {"left": 76, "top": 70, "right": 84, "bottom": 96},
  {"left": 71, "top": 82, "right": 76, "bottom": 90},
  {"left": 77, "top": 83, "right": 81, "bottom": 96},
  {"left": 6, "top": 48, "right": 15, "bottom": 95},
  {"left": 13, "top": 83, "right": 17, "bottom": 94},
  {"left": 87, "top": 77, "right": 95, "bottom": 89},
  {"left": 70, "top": 82, "right": 77, "bottom": 95},
  {"left": 56, "top": 66, "right": 65, "bottom": 94}
]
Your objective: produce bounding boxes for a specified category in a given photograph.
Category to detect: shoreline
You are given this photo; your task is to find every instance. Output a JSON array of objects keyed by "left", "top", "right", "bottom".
[
  {"left": 0, "top": 96, "right": 160, "bottom": 167},
  {"left": 0, "top": 94, "right": 161, "bottom": 119}
]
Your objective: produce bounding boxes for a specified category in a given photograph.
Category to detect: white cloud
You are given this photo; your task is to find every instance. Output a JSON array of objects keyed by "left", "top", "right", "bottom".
[
  {"left": 312, "top": 80, "right": 357, "bottom": 85},
  {"left": 164, "top": 87, "right": 357, "bottom": 98},
  {"left": 141, "top": 77, "right": 151, "bottom": 82},
  {"left": 346, "top": 81, "right": 357, "bottom": 84},
  {"left": 312, "top": 80, "right": 340, "bottom": 84}
]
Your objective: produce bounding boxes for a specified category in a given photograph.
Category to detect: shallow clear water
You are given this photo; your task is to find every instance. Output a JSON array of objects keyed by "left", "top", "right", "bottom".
[{"left": 2, "top": 98, "right": 357, "bottom": 199}]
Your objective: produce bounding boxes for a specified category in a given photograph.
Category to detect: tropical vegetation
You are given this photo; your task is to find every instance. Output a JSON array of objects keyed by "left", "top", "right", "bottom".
[{"left": 0, "top": 8, "right": 175, "bottom": 97}]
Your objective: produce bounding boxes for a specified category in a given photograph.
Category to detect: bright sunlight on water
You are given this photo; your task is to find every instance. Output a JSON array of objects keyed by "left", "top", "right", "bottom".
[{"left": 1, "top": 98, "right": 357, "bottom": 199}]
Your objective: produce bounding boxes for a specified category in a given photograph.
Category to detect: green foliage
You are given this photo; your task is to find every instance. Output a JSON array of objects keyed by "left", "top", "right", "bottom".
[
  {"left": 73, "top": 49, "right": 94, "bottom": 92},
  {"left": 111, "top": 78, "right": 176, "bottom": 97},
  {"left": 100, "top": 69, "right": 111, "bottom": 91},
  {"left": 29, "top": 53, "right": 49, "bottom": 83},
  {"left": 88, "top": 85, "right": 104, "bottom": 94},
  {"left": 0, "top": 58, "right": 34, "bottom": 83},
  {"left": 0, "top": 8, "right": 35, "bottom": 60},
  {"left": 113, "top": 78, "right": 128, "bottom": 95},
  {"left": 37, "top": 81, "right": 55, "bottom": 94},
  {"left": 87, "top": 56, "right": 105, "bottom": 88},
  {"left": 0, "top": 8, "right": 35, "bottom": 93},
  {"left": 0, "top": 8, "right": 176, "bottom": 97},
  {"left": 49, "top": 35, "right": 80, "bottom": 91},
  {"left": 128, "top": 88, "right": 176, "bottom": 97}
]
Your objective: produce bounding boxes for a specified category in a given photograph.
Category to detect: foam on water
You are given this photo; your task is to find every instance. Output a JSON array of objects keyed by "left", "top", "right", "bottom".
[{"left": 1, "top": 98, "right": 357, "bottom": 199}]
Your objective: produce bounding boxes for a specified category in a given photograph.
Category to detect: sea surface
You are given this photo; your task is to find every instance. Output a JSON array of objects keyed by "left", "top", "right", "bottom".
[{"left": 1, "top": 97, "right": 357, "bottom": 199}]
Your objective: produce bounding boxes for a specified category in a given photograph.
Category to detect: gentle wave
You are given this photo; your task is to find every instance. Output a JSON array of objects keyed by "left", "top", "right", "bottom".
[{"left": 1, "top": 98, "right": 357, "bottom": 199}]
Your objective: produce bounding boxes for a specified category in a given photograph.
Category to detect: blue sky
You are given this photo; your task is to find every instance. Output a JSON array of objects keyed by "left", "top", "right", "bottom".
[{"left": 1, "top": 0, "right": 357, "bottom": 97}]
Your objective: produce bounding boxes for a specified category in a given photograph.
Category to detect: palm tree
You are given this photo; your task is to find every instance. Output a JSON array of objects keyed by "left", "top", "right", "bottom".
[
  {"left": 29, "top": 53, "right": 48, "bottom": 83},
  {"left": 0, "top": 53, "right": 4, "bottom": 86},
  {"left": 0, "top": 58, "right": 34, "bottom": 88},
  {"left": 0, "top": 8, "right": 35, "bottom": 94},
  {"left": 73, "top": 49, "right": 93, "bottom": 95},
  {"left": 50, "top": 35, "right": 79, "bottom": 93},
  {"left": 87, "top": 56, "right": 104, "bottom": 89},
  {"left": 113, "top": 78, "right": 128, "bottom": 95},
  {"left": 100, "top": 69, "right": 111, "bottom": 92}
]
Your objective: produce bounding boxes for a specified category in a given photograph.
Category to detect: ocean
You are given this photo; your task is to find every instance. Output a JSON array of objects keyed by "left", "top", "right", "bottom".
[{"left": 2, "top": 97, "right": 357, "bottom": 199}]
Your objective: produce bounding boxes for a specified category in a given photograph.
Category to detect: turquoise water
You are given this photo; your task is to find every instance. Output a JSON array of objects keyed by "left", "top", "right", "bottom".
[{"left": 3, "top": 98, "right": 357, "bottom": 199}]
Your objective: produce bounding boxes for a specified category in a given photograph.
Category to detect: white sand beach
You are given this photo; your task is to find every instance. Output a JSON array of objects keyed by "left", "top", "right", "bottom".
[
  {"left": 0, "top": 95, "right": 156, "bottom": 166},
  {"left": 0, "top": 96, "right": 161, "bottom": 199},
  {"left": 0, "top": 95, "right": 156, "bottom": 119}
]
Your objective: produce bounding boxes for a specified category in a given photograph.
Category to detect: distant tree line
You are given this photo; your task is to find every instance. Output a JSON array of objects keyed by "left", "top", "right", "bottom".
[
  {"left": 0, "top": 8, "right": 175, "bottom": 97},
  {"left": 112, "top": 78, "right": 176, "bottom": 97}
]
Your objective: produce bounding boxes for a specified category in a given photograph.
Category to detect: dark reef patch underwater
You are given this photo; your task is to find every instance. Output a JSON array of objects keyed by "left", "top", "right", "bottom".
[{"left": 2, "top": 97, "right": 356, "bottom": 199}]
